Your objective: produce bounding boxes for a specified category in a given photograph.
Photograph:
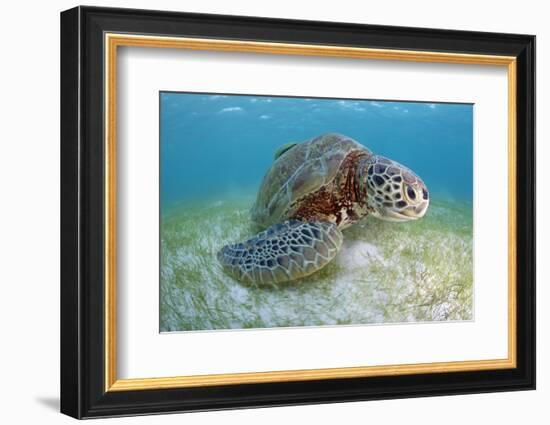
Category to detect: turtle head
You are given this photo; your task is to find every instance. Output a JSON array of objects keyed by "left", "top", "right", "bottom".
[{"left": 360, "top": 155, "right": 429, "bottom": 222}]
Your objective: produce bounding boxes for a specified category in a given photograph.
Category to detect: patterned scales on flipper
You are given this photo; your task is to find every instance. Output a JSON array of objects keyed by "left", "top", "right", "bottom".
[{"left": 217, "top": 220, "right": 343, "bottom": 284}]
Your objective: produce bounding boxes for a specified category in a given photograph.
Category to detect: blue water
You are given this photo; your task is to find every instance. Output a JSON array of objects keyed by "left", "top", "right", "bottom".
[{"left": 160, "top": 92, "right": 473, "bottom": 209}]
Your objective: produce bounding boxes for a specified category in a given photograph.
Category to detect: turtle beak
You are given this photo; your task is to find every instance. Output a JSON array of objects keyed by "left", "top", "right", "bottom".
[
  {"left": 404, "top": 199, "right": 429, "bottom": 218},
  {"left": 382, "top": 199, "right": 429, "bottom": 222},
  {"left": 380, "top": 209, "right": 413, "bottom": 222}
]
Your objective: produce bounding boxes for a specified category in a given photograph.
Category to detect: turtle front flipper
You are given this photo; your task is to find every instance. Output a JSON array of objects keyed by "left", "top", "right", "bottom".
[{"left": 217, "top": 220, "right": 343, "bottom": 285}]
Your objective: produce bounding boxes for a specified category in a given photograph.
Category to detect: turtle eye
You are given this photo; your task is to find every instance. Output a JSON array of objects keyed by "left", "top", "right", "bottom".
[{"left": 405, "top": 185, "right": 417, "bottom": 202}]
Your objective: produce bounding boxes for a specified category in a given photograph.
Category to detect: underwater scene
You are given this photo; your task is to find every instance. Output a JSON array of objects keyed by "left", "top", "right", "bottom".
[{"left": 160, "top": 92, "right": 473, "bottom": 332}]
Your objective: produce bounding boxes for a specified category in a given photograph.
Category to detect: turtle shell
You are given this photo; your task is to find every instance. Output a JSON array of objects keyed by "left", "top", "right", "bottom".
[{"left": 251, "top": 133, "right": 371, "bottom": 227}]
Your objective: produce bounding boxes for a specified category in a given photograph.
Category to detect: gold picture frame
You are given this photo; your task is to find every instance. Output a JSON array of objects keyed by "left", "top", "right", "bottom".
[
  {"left": 104, "top": 33, "right": 518, "bottom": 392},
  {"left": 61, "top": 6, "right": 535, "bottom": 419}
]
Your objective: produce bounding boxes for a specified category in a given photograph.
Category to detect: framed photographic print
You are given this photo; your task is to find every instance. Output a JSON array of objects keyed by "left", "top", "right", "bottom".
[{"left": 60, "top": 6, "right": 535, "bottom": 419}]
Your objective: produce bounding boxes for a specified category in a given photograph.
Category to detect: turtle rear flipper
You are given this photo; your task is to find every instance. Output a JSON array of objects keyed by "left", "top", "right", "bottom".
[{"left": 218, "top": 220, "right": 343, "bottom": 285}]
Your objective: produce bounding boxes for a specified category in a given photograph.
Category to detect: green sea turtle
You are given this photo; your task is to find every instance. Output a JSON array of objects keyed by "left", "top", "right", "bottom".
[{"left": 218, "top": 133, "right": 429, "bottom": 284}]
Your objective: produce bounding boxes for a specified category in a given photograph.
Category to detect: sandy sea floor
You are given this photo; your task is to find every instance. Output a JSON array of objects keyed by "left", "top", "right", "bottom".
[{"left": 160, "top": 196, "right": 473, "bottom": 332}]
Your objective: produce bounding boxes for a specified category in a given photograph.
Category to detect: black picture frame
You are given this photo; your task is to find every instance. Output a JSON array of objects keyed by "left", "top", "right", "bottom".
[{"left": 61, "top": 5, "right": 535, "bottom": 419}]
